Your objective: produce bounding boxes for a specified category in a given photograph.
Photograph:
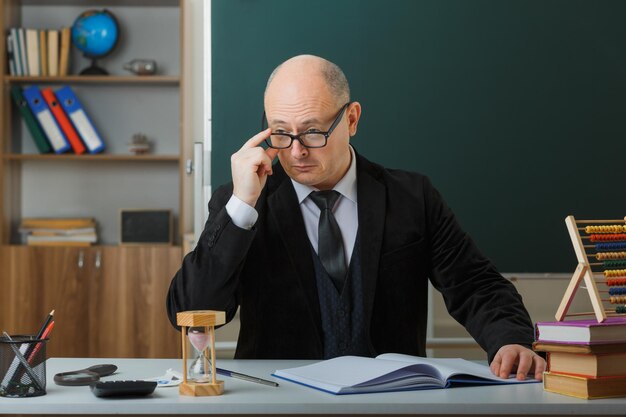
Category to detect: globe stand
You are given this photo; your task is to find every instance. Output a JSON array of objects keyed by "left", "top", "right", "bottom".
[{"left": 80, "top": 58, "right": 109, "bottom": 76}]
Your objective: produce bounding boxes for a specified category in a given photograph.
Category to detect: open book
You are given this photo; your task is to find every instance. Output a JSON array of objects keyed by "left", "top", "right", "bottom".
[{"left": 272, "top": 353, "right": 538, "bottom": 395}]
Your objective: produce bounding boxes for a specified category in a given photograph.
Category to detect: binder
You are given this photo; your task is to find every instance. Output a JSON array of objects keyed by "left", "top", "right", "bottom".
[
  {"left": 55, "top": 86, "right": 105, "bottom": 153},
  {"left": 25, "top": 29, "right": 40, "bottom": 76},
  {"left": 10, "top": 86, "right": 52, "bottom": 154},
  {"left": 9, "top": 28, "right": 22, "bottom": 75},
  {"left": 22, "top": 86, "right": 70, "bottom": 154},
  {"left": 41, "top": 88, "right": 86, "bottom": 154}
]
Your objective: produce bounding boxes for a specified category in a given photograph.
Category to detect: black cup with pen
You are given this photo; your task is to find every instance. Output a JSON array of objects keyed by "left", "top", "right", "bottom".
[
  {"left": 0, "top": 334, "right": 48, "bottom": 397},
  {"left": 0, "top": 310, "right": 54, "bottom": 397}
]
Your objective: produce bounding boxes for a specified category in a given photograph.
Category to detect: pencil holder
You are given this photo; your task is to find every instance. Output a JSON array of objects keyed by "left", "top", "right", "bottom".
[{"left": 0, "top": 335, "right": 47, "bottom": 397}]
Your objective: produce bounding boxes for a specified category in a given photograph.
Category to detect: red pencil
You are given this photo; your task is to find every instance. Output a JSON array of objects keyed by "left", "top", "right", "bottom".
[{"left": 27, "top": 320, "right": 55, "bottom": 364}]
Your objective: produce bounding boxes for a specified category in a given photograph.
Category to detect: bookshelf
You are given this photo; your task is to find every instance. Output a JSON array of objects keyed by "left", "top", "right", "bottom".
[
  {"left": 0, "top": 0, "right": 192, "bottom": 358},
  {"left": 0, "top": 0, "right": 191, "bottom": 245}
]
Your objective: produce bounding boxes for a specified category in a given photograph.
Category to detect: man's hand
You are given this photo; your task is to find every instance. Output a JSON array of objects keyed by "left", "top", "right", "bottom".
[
  {"left": 231, "top": 128, "right": 279, "bottom": 207},
  {"left": 490, "top": 344, "right": 546, "bottom": 381}
]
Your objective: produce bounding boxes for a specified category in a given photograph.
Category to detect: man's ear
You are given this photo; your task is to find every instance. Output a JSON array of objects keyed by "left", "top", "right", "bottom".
[{"left": 347, "top": 102, "right": 362, "bottom": 137}]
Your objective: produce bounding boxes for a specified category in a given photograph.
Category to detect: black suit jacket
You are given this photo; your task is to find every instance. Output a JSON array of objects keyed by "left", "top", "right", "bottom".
[{"left": 167, "top": 152, "right": 534, "bottom": 361}]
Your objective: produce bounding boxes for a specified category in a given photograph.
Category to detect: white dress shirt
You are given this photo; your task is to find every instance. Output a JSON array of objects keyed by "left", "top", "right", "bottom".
[{"left": 226, "top": 146, "right": 359, "bottom": 265}]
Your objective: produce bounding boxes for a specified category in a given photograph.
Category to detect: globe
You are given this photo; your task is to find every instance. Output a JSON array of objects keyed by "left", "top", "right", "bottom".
[{"left": 71, "top": 9, "right": 120, "bottom": 75}]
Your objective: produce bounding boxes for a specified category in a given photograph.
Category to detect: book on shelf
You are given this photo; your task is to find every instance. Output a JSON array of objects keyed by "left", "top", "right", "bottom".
[
  {"left": 26, "top": 240, "right": 93, "bottom": 247},
  {"left": 535, "top": 317, "right": 626, "bottom": 344},
  {"left": 47, "top": 29, "right": 59, "bottom": 77},
  {"left": 20, "top": 217, "right": 97, "bottom": 246},
  {"left": 39, "top": 30, "right": 48, "bottom": 77},
  {"left": 543, "top": 371, "right": 626, "bottom": 399},
  {"left": 58, "top": 27, "right": 70, "bottom": 76},
  {"left": 6, "top": 31, "right": 16, "bottom": 75},
  {"left": 10, "top": 86, "right": 52, "bottom": 154},
  {"left": 272, "top": 353, "right": 537, "bottom": 395},
  {"left": 17, "top": 28, "right": 29, "bottom": 76},
  {"left": 20, "top": 217, "right": 95, "bottom": 229},
  {"left": 5, "top": 27, "right": 68, "bottom": 76},
  {"left": 25, "top": 29, "right": 39, "bottom": 76},
  {"left": 20, "top": 227, "right": 96, "bottom": 236},
  {"left": 26, "top": 233, "right": 97, "bottom": 245},
  {"left": 8, "top": 28, "right": 22, "bottom": 75}
]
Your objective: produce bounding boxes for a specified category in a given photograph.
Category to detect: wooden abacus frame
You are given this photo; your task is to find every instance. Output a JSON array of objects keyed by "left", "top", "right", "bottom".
[{"left": 556, "top": 216, "right": 626, "bottom": 323}]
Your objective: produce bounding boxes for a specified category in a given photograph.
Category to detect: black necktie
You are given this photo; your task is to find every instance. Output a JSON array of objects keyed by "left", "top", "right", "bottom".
[{"left": 309, "top": 190, "right": 347, "bottom": 292}]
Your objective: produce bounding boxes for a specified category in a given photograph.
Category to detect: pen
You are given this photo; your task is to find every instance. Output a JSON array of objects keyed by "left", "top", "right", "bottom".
[
  {"left": 36, "top": 310, "right": 55, "bottom": 339},
  {"left": 27, "top": 320, "right": 55, "bottom": 364},
  {"left": 216, "top": 367, "right": 279, "bottom": 387},
  {"left": 4, "top": 310, "right": 55, "bottom": 386}
]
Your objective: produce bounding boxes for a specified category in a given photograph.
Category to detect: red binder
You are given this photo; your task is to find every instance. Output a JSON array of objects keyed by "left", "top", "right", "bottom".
[{"left": 41, "top": 88, "right": 86, "bottom": 154}]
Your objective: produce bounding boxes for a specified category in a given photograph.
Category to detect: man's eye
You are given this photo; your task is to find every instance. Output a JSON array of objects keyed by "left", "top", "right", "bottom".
[{"left": 305, "top": 129, "right": 322, "bottom": 134}]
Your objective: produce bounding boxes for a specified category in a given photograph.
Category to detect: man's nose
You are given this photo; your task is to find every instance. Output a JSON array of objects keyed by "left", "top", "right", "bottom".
[{"left": 291, "top": 139, "right": 308, "bottom": 158}]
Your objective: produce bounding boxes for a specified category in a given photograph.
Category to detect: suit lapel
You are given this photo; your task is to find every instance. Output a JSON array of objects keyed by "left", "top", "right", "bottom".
[
  {"left": 355, "top": 156, "right": 386, "bottom": 326},
  {"left": 267, "top": 174, "right": 323, "bottom": 344}
]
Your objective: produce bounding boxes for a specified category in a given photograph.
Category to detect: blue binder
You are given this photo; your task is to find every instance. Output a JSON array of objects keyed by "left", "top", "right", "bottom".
[
  {"left": 22, "top": 86, "right": 71, "bottom": 154},
  {"left": 55, "top": 86, "right": 105, "bottom": 154}
]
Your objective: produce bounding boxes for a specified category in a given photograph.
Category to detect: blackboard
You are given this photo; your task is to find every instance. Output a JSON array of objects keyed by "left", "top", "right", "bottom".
[{"left": 212, "top": 0, "right": 626, "bottom": 272}]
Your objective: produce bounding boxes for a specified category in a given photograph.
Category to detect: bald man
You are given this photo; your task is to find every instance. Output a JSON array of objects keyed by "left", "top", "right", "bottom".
[{"left": 167, "top": 55, "right": 545, "bottom": 380}]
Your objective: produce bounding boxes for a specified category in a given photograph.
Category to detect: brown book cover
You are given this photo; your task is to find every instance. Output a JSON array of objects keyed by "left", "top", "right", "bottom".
[
  {"left": 39, "top": 30, "right": 48, "bottom": 77},
  {"left": 48, "top": 29, "right": 59, "bottom": 76},
  {"left": 534, "top": 341, "right": 626, "bottom": 354},
  {"left": 58, "top": 27, "right": 70, "bottom": 76},
  {"left": 543, "top": 371, "right": 626, "bottom": 399},
  {"left": 21, "top": 217, "right": 96, "bottom": 229},
  {"left": 26, "top": 240, "right": 92, "bottom": 247},
  {"left": 548, "top": 351, "right": 626, "bottom": 378}
]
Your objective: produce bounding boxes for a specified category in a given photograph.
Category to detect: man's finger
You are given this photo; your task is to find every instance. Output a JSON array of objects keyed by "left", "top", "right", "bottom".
[
  {"left": 265, "top": 146, "right": 279, "bottom": 162},
  {"left": 533, "top": 354, "right": 546, "bottom": 381},
  {"left": 497, "top": 351, "right": 517, "bottom": 379},
  {"left": 515, "top": 351, "right": 533, "bottom": 381},
  {"left": 490, "top": 354, "right": 502, "bottom": 377},
  {"left": 240, "top": 128, "right": 272, "bottom": 150}
]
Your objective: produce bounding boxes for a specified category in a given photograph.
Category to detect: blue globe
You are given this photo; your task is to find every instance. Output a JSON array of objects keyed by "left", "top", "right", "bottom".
[{"left": 72, "top": 9, "right": 119, "bottom": 59}]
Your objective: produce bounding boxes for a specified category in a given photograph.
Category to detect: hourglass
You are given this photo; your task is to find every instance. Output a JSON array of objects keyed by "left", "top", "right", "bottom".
[{"left": 176, "top": 310, "right": 225, "bottom": 396}]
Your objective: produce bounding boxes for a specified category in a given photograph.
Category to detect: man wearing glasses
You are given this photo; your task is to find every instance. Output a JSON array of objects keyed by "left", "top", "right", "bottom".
[{"left": 167, "top": 55, "right": 545, "bottom": 381}]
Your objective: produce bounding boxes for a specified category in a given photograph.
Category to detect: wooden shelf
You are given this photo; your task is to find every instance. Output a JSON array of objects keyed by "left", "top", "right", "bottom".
[
  {"left": 3, "top": 154, "right": 180, "bottom": 162},
  {"left": 5, "top": 75, "right": 180, "bottom": 84},
  {"left": 2, "top": 243, "right": 183, "bottom": 248}
]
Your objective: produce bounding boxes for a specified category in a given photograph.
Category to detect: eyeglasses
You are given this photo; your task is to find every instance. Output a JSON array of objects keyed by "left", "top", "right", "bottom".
[{"left": 261, "top": 102, "right": 350, "bottom": 149}]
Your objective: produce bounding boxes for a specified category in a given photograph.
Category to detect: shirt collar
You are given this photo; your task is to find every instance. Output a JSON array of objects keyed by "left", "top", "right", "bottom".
[{"left": 291, "top": 146, "right": 358, "bottom": 205}]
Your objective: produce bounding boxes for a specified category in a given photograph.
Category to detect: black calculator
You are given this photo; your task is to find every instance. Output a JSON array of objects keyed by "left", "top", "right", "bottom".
[{"left": 89, "top": 380, "right": 157, "bottom": 398}]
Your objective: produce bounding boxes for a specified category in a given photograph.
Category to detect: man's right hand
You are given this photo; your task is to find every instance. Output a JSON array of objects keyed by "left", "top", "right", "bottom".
[{"left": 231, "top": 128, "right": 279, "bottom": 207}]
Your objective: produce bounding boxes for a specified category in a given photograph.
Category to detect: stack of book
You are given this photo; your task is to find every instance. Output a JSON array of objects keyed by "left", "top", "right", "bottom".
[
  {"left": 19, "top": 218, "right": 98, "bottom": 246},
  {"left": 535, "top": 317, "right": 626, "bottom": 399},
  {"left": 6, "top": 27, "right": 71, "bottom": 76}
]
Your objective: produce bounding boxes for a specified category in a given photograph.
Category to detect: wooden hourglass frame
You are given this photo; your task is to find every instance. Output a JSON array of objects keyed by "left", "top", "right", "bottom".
[{"left": 176, "top": 310, "right": 225, "bottom": 396}]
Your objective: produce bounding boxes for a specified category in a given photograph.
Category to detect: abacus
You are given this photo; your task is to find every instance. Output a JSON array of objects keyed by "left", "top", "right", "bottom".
[{"left": 556, "top": 216, "right": 626, "bottom": 323}]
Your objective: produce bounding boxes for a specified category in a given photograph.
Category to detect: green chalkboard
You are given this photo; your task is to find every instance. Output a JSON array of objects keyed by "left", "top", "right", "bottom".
[{"left": 212, "top": 0, "right": 626, "bottom": 272}]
